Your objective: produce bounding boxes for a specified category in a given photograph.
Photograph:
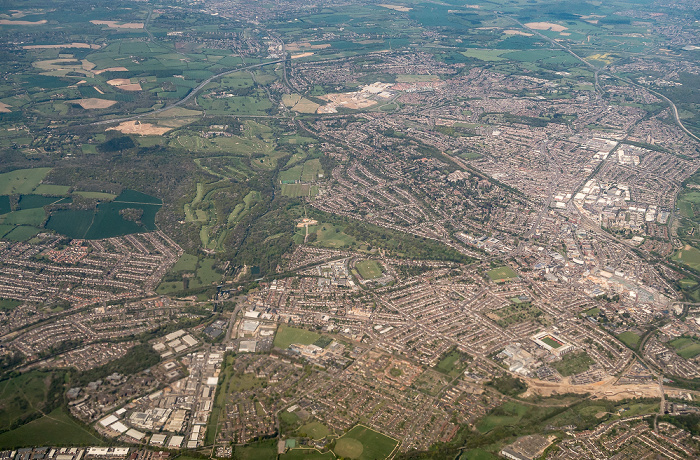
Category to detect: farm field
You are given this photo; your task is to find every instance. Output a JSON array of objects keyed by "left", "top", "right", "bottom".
[
  {"left": 308, "top": 223, "right": 357, "bottom": 249},
  {"left": 0, "top": 168, "right": 51, "bottom": 195}
]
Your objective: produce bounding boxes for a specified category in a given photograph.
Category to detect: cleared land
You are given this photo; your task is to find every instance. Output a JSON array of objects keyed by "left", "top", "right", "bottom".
[
  {"left": 107, "top": 121, "right": 171, "bottom": 135},
  {"left": 75, "top": 98, "right": 117, "bottom": 109}
]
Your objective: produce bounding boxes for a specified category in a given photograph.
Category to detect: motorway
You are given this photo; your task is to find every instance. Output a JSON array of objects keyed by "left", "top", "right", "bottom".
[{"left": 505, "top": 15, "right": 700, "bottom": 143}]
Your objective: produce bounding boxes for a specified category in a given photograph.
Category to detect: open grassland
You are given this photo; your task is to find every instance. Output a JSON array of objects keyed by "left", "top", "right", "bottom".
[
  {"left": 274, "top": 325, "right": 320, "bottom": 349},
  {"left": 0, "top": 408, "right": 102, "bottom": 449}
]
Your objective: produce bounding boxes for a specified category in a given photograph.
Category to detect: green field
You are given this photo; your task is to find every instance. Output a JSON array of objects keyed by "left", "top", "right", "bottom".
[
  {"left": 486, "top": 266, "right": 518, "bottom": 282},
  {"left": 4, "top": 226, "right": 42, "bottom": 241},
  {"left": 281, "top": 184, "right": 318, "bottom": 197},
  {"left": 476, "top": 401, "right": 529, "bottom": 433},
  {"left": 231, "top": 440, "right": 278, "bottom": 460},
  {"left": 0, "top": 168, "right": 51, "bottom": 195},
  {"left": 299, "top": 421, "right": 331, "bottom": 439},
  {"left": 460, "top": 449, "right": 498, "bottom": 460},
  {"left": 541, "top": 337, "right": 563, "bottom": 349},
  {"left": 333, "top": 425, "right": 399, "bottom": 460},
  {"left": 274, "top": 325, "right": 321, "bottom": 349},
  {"left": 0, "top": 298, "right": 22, "bottom": 310},
  {"left": 157, "top": 256, "right": 220, "bottom": 293},
  {"left": 553, "top": 352, "right": 595, "bottom": 376},
  {"left": 171, "top": 253, "right": 199, "bottom": 272},
  {"left": 355, "top": 260, "right": 383, "bottom": 279},
  {"left": 282, "top": 449, "right": 334, "bottom": 460},
  {"left": 670, "top": 337, "right": 700, "bottom": 359},
  {"left": 2, "top": 208, "right": 45, "bottom": 226},
  {"left": 435, "top": 348, "right": 471, "bottom": 377},
  {"left": 673, "top": 246, "right": 700, "bottom": 270},
  {"left": 33, "top": 184, "right": 71, "bottom": 195},
  {"left": 0, "top": 371, "right": 58, "bottom": 432},
  {"left": 618, "top": 331, "right": 641, "bottom": 348},
  {"left": 460, "top": 49, "right": 510, "bottom": 61},
  {"left": 309, "top": 223, "right": 356, "bottom": 249},
  {"left": 0, "top": 408, "right": 103, "bottom": 449}
]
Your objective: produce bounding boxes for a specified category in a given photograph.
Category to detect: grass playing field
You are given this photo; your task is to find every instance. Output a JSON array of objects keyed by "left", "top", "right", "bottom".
[
  {"left": 299, "top": 421, "right": 331, "bottom": 439},
  {"left": 273, "top": 324, "right": 321, "bottom": 349},
  {"left": 355, "top": 260, "right": 383, "bottom": 279},
  {"left": 486, "top": 266, "right": 518, "bottom": 282},
  {"left": 673, "top": 245, "right": 700, "bottom": 271},
  {"left": 670, "top": 337, "right": 700, "bottom": 359},
  {"left": 333, "top": 425, "right": 399, "bottom": 460}
]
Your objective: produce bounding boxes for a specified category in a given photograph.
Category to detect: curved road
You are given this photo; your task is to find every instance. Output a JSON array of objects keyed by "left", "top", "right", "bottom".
[
  {"left": 90, "top": 58, "right": 283, "bottom": 126},
  {"left": 505, "top": 15, "right": 700, "bottom": 142}
]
